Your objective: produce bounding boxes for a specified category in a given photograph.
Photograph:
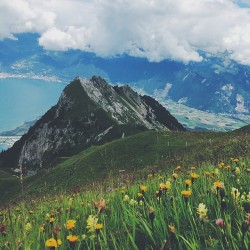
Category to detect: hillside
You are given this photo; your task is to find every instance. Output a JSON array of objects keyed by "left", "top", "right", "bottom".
[
  {"left": 234, "top": 124, "right": 250, "bottom": 133},
  {"left": 1, "top": 129, "right": 249, "bottom": 204},
  {"left": 0, "top": 76, "right": 184, "bottom": 175}
]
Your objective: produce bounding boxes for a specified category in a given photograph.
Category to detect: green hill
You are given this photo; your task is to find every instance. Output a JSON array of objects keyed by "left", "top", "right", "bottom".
[
  {"left": 234, "top": 124, "right": 250, "bottom": 133},
  {"left": 2, "top": 130, "right": 249, "bottom": 204}
]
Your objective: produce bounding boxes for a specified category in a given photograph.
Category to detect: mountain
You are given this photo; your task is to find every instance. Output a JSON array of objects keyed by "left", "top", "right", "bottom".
[
  {"left": 1, "top": 34, "right": 250, "bottom": 131},
  {"left": 0, "top": 76, "right": 184, "bottom": 175},
  {"left": 0, "top": 120, "right": 37, "bottom": 136}
]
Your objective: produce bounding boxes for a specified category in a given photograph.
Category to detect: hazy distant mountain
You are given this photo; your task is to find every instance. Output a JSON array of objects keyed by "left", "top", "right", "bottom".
[
  {"left": 0, "top": 76, "right": 184, "bottom": 175},
  {"left": 1, "top": 33, "right": 250, "bottom": 130}
]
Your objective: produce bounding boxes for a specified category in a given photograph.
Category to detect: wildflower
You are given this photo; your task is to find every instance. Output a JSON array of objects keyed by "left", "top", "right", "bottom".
[
  {"left": 147, "top": 173, "right": 153, "bottom": 179},
  {"left": 86, "top": 215, "right": 98, "bottom": 233},
  {"left": 129, "top": 199, "right": 138, "bottom": 206},
  {"left": 191, "top": 173, "right": 199, "bottom": 183},
  {"left": 25, "top": 223, "right": 32, "bottom": 233},
  {"left": 123, "top": 195, "right": 130, "bottom": 202},
  {"left": 89, "top": 235, "right": 96, "bottom": 240},
  {"left": 216, "top": 218, "right": 225, "bottom": 228},
  {"left": 160, "top": 183, "right": 166, "bottom": 190},
  {"left": 50, "top": 217, "right": 55, "bottom": 224},
  {"left": 181, "top": 190, "right": 192, "bottom": 206},
  {"left": 45, "top": 238, "right": 62, "bottom": 248},
  {"left": 94, "top": 198, "right": 106, "bottom": 212},
  {"left": 81, "top": 234, "right": 87, "bottom": 240},
  {"left": 218, "top": 163, "right": 224, "bottom": 168},
  {"left": 213, "top": 181, "right": 224, "bottom": 189},
  {"left": 65, "top": 220, "right": 76, "bottom": 230},
  {"left": 196, "top": 203, "right": 208, "bottom": 221},
  {"left": 185, "top": 179, "right": 192, "bottom": 189},
  {"left": 40, "top": 224, "right": 45, "bottom": 233},
  {"left": 95, "top": 223, "right": 103, "bottom": 235},
  {"left": 247, "top": 192, "right": 250, "bottom": 202},
  {"left": 168, "top": 224, "right": 175, "bottom": 234},
  {"left": 69, "top": 198, "right": 73, "bottom": 206},
  {"left": 172, "top": 173, "right": 178, "bottom": 180},
  {"left": 231, "top": 187, "right": 240, "bottom": 201},
  {"left": 137, "top": 192, "right": 143, "bottom": 200},
  {"left": 149, "top": 207, "right": 155, "bottom": 225},
  {"left": 214, "top": 169, "right": 219, "bottom": 175},
  {"left": 67, "top": 235, "right": 79, "bottom": 243},
  {"left": 181, "top": 190, "right": 192, "bottom": 198},
  {"left": 0, "top": 224, "right": 6, "bottom": 235},
  {"left": 165, "top": 181, "right": 171, "bottom": 190},
  {"left": 54, "top": 225, "right": 61, "bottom": 232},
  {"left": 224, "top": 165, "right": 231, "bottom": 170},
  {"left": 140, "top": 185, "right": 147, "bottom": 194},
  {"left": 139, "top": 200, "right": 144, "bottom": 206},
  {"left": 204, "top": 171, "right": 211, "bottom": 176},
  {"left": 156, "top": 190, "right": 162, "bottom": 198},
  {"left": 233, "top": 158, "right": 239, "bottom": 163},
  {"left": 235, "top": 167, "right": 241, "bottom": 174},
  {"left": 175, "top": 166, "right": 181, "bottom": 171}
]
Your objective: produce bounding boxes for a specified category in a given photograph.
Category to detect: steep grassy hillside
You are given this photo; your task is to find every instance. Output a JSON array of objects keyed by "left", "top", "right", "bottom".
[{"left": 2, "top": 130, "right": 249, "bottom": 204}]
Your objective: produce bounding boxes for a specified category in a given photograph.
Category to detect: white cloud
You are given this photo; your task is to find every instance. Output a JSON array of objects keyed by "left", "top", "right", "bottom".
[{"left": 1, "top": 0, "right": 250, "bottom": 64}]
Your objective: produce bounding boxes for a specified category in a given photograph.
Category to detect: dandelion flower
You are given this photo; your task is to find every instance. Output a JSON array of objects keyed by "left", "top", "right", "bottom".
[
  {"left": 185, "top": 179, "right": 192, "bottom": 187},
  {"left": 66, "top": 220, "right": 76, "bottom": 230},
  {"left": 140, "top": 185, "right": 147, "bottom": 193},
  {"left": 67, "top": 235, "right": 79, "bottom": 243},
  {"left": 45, "top": 238, "right": 62, "bottom": 248},
  {"left": 213, "top": 181, "right": 224, "bottom": 189},
  {"left": 172, "top": 173, "right": 178, "bottom": 180},
  {"left": 181, "top": 190, "right": 192, "bottom": 198}
]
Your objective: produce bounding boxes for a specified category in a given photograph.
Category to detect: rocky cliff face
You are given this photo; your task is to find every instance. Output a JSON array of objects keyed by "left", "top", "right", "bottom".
[{"left": 0, "top": 76, "right": 185, "bottom": 175}]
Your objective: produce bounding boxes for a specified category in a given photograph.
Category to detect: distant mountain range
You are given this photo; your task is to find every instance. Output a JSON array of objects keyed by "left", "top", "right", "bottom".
[
  {"left": 0, "top": 76, "right": 184, "bottom": 175},
  {"left": 1, "top": 33, "right": 250, "bottom": 131}
]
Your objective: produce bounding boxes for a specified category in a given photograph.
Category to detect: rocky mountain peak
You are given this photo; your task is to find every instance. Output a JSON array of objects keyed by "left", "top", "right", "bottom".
[{"left": 0, "top": 76, "right": 185, "bottom": 175}]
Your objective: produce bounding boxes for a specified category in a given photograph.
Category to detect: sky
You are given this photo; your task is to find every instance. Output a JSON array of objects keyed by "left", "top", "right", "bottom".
[{"left": 1, "top": 0, "right": 250, "bottom": 65}]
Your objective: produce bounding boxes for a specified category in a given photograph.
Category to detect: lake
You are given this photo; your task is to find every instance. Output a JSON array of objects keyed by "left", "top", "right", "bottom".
[{"left": 0, "top": 77, "right": 66, "bottom": 133}]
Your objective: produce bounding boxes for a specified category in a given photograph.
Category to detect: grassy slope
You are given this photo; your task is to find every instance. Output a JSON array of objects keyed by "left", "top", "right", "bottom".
[{"left": 4, "top": 130, "right": 244, "bottom": 201}]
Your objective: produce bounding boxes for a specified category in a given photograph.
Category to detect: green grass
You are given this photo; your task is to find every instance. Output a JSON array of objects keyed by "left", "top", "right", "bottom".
[
  {"left": 0, "top": 157, "right": 249, "bottom": 249},
  {"left": 1, "top": 130, "right": 249, "bottom": 204}
]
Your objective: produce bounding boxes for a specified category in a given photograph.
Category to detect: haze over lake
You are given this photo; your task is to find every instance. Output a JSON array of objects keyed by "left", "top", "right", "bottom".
[{"left": 0, "top": 78, "right": 66, "bottom": 133}]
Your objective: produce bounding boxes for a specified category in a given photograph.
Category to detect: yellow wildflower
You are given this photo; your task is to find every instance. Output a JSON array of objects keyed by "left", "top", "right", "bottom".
[
  {"left": 95, "top": 223, "right": 103, "bottom": 230},
  {"left": 213, "top": 181, "right": 224, "bottom": 189},
  {"left": 86, "top": 215, "right": 98, "bottom": 232},
  {"left": 181, "top": 190, "right": 192, "bottom": 198},
  {"left": 191, "top": 173, "right": 199, "bottom": 179},
  {"left": 66, "top": 220, "right": 76, "bottom": 230},
  {"left": 25, "top": 223, "right": 32, "bottom": 233},
  {"left": 45, "top": 238, "right": 62, "bottom": 248},
  {"left": 185, "top": 179, "right": 192, "bottom": 187},
  {"left": 67, "top": 235, "right": 78, "bottom": 243},
  {"left": 140, "top": 185, "right": 147, "bottom": 192},
  {"left": 172, "top": 173, "right": 178, "bottom": 180}
]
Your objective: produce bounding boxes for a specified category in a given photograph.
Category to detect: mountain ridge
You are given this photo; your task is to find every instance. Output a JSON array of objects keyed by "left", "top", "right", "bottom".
[{"left": 0, "top": 76, "right": 184, "bottom": 175}]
